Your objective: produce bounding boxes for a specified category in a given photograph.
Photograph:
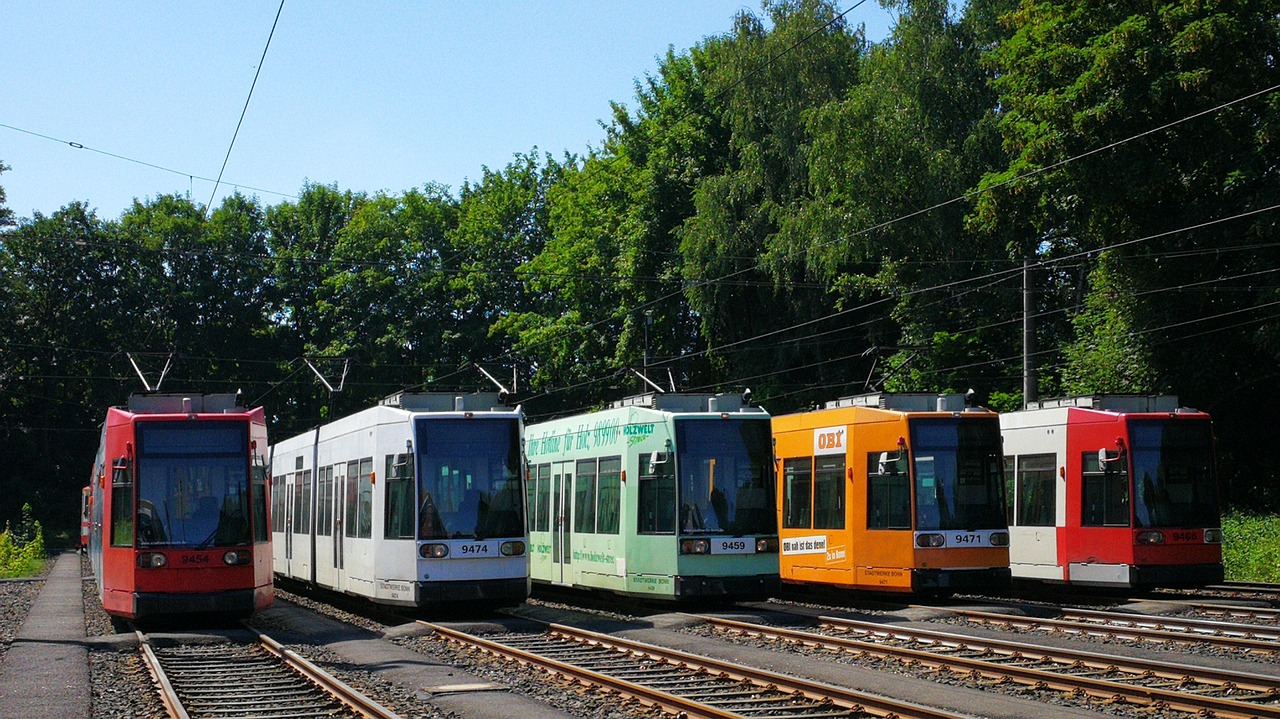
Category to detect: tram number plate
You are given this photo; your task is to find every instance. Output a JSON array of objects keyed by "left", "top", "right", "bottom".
[
  {"left": 950, "top": 533, "right": 983, "bottom": 546},
  {"left": 458, "top": 543, "right": 491, "bottom": 555},
  {"left": 711, "top": 539, "right": 755, "bottom": 555}
]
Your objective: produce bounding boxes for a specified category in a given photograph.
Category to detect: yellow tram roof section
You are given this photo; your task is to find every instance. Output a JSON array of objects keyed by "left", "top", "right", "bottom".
[{"left": 772, "top": 392, "right": 993, "bottom": 432}]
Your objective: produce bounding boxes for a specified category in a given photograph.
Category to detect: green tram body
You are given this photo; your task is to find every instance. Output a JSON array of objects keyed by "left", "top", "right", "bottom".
[{"left": 524, "top": 392, "right": 780, "bottom": 601}]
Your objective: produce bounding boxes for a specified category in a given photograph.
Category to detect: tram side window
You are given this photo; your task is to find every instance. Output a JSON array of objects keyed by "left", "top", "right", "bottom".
[
  {"left": 526, "top": 466, "right": 538, "bottom": 534},
  {"left": 356, "top": 457, "right": 373, "bottom": 538},
  {"left": 782, "top": 458, "right": 812, "bottom": 529},
  {"left": 385, "top": 453, "right": 416, "bottom": 539},
  {"left": 292, "top": 471, "right": 311, "bottom": 534},
  {"left": 1015, "top": 454, "right": 1056, "bottom": 527},
  {"left": 1082, "top": 451, "right": 1129, "bottom": 526},
  {"left": 575, "top": 458, "right": 598, "bottom": 533},
  {"left": 110, "top": 458, "right": 134, "bottom": 547},
  {"left": 271, "top": 474, "right": 286, "bottom": 533},
  {"left": 317, "top": 466, "right": 333, "bottom": 537},
  {"left": 345, "top": 460, "right": 359, "bottom": 538},
  {"left": 814, "top": 456, "right": 845, "bottom": 530},
  {"left": 597, "top": 457, "right": 621, "bottom": 535},
  {"left": 638, "top": 453, "right": 675, "bottom": 534},
  {"left": 535, "top": 464, "right": 551, "bottom": 532},
  {"left": 867, "top": 451, "right": 911, "bottom": 529}
]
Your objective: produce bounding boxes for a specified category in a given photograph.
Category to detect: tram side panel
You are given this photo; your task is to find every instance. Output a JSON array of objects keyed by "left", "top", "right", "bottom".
[{"left": 1000, "top": 407, "right": 1069, "bottom": 582}]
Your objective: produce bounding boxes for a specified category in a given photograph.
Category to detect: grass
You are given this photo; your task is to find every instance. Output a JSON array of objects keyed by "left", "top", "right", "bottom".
[{"left": 1221, "top": 511, "right": 1280, "bottom": 583}]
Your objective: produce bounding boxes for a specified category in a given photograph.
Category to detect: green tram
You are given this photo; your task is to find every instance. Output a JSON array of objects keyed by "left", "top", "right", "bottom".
[{"left": 523, "top": 392, "right": 780, "bottom": 601}]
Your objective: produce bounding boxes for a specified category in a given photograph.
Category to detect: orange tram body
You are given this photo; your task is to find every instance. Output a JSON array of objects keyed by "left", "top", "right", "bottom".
[
  {"left": 773, "top": 393, "right": 1010, "bottom": 594},
  {"left": 86, "top": 393, "right": 273, "bottom": 620}
]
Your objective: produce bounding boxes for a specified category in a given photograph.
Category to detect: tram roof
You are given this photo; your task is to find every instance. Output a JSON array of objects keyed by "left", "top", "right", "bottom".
[
  {"left": 1023, "top": 395, "right": 1184, "bottom": 413},
  {"left": 125, "top": 393, "right": 245, "bottom": 414}
]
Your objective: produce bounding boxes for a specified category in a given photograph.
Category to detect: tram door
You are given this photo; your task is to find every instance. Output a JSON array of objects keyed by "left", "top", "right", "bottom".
[
  {"left": 551, "top": 461, "right": 573, "bottom": 584},
  {"left": 283, "top": 472, "right": 295, "bottom": 568},
  {"left": 333, "top": 465, "right": 345, "bottom": 576}
]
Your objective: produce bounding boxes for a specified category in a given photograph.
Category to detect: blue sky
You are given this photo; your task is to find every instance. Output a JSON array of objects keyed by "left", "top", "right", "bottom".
[{"left": 2, "top": 2, "right": 895, "bottom": 222}]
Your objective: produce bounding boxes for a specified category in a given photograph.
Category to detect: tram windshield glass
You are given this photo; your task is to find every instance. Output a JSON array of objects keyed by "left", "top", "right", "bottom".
[
  {"left": 909, "top": 418, "right": 1006, "bottom": 531},
  {"left": 135, "top": 420, "right": 251, "bottom": 548},
  {"left": 415, "top": 418, "right": 524, "bottom": 540},
  {"left": 673, "top": 418, "right": 775, "bottom": 536},
  {"left": 1129, "top": 419, "right": 1219, "bottom": 528}
]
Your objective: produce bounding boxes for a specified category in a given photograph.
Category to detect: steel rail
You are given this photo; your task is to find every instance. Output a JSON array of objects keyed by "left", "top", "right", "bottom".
[
  {"left": 136, "top": 630, "right": 191, "bottom": 719},
  {"left": 938, "top": 605, "right": 1280, "bottom": 652},
  {"left": 253, "top": 628, "right": 404, "bottom": 719},
  {"left": 1058, "top": 605, "right": 1280, "bottom": 639},
  {"left": 423, "top": 619, "right": 974, "bottom": 719},
  {"left": 703, "top": 615, "right": 1280, "bottom": 719},
  {"left": 136, "top": 626, "right": 402, "bottom": 719}
]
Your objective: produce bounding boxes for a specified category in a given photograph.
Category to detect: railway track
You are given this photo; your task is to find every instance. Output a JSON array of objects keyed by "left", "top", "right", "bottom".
[
  {"left": 934, "top": 603, "right": 1280, "bottom": 653},
  {"left": 137, "top": 627, "right": 402, "bottom": 719},
  {"left": 698, "top": 612, "right": 1280, "bottom": 719},
  {"left": 423, "top": 618, "right": 973, "bottom": 719}
]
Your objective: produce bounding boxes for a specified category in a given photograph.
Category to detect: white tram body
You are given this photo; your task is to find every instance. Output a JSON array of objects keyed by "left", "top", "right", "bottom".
[{"left": 270, "top": 392, "right": 529, "bottom": 607}]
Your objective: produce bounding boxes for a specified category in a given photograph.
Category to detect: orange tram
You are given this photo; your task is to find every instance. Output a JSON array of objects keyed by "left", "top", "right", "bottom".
[
  {"left": 86, "top": 393, "right": 273, "bottom": 620},
  {"left": 773, "top": 393, "right": 1010, "bottom": 594}
]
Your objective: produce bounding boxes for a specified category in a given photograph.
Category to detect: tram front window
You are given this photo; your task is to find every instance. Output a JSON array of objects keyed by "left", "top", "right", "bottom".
[
  {"left": 673, "top": 419, "right": 775, "bottom": 536},
  {"left": 1130, "top": 420, "right": 1219, "bottom": 529},
  {"left": 910, "top": 418, "right": 1006, "bottom": 532},
  {"left": 134, "top": 421, "right": 252, "bottom": 548},
  {"left": 415, "top": 418, "right": 524, "bottom": 540}
]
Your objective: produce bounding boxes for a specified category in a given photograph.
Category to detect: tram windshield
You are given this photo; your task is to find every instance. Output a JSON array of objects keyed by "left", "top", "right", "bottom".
[
  {"left": 909, "top": 418, "right": 1006, "bottom": 531},
  {"left": 673, "top": 418, "right": 775, "bottom": 536},
  {"left": 135, "top": 420, "right": 251, "bottom": 548},
  {"left": 415, "top": 418, "right": 524, "bottom": 540},
  {"left": 1129, "top": 419, "right": 1219, "bottom": 528}
]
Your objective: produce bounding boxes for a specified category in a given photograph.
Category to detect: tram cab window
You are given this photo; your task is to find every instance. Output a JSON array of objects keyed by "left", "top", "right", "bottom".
[
  {"left": 251, "top": 461, "right": 268, "bottom": 542},
  {"left": 385, "top": 453, "right": 416, "bottom": 539},
  {"left": 597, "top": 457, "right": 621, "bottom": 535},
  {"left": 638, "top": 452, "right": 675, "bottom": 534},
  {"left": 867, "top": 451, "right": 911, "bottom": 529},
  {"left": 782, "top": 458, "right": 812, "bottom": 529},
  {"left": 1081, "top": 451, "right": 1129, "bottom": 527},
  {"left": 110, "top": 457, "right": 134, "bottom": 547}
]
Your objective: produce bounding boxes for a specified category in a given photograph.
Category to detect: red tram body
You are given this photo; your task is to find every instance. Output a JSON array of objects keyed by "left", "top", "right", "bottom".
[
  {"left": 87, "top": 393, "right": 273, "bottom": 619},
  {"left": 1000, "top": 395, "right": 1224, "bottom": 589}
]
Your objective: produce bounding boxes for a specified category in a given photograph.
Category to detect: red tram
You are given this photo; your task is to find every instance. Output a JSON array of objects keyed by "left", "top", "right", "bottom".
[
  {"left": 1000, "top": 395, "right": 1224, "bottom": 589},
  {"left": 86, "top": 393, "right": 273, "bottom": 619}
]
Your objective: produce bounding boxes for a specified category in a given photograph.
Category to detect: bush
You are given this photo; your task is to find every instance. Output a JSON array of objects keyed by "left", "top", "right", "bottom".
[
  {"left": 0, "top": 503, "right": 46, "bottom": 578},
  {"left": 1221, "top": 512, "right": 1280, "bottom": 583}
]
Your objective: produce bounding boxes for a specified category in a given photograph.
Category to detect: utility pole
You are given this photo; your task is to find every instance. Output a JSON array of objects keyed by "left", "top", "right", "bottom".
[{"left": 1023, "top": 258, "right": 1038, "bottom": 407}]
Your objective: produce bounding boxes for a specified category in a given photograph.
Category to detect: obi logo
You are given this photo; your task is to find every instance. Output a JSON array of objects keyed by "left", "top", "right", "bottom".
[{"left": 813, "top": 426, "right": 846, "bottom": 455}]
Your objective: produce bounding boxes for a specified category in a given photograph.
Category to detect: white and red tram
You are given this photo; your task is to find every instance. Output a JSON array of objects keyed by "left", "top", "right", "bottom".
[
  {"left": 1000, "top": 395, "right": 1223, "bottom": 588},
  {"left": 270, "top": 392, "right": 529, "bottom": 607},
  {"left": 86, "top": 393, "right": 273, "bottom": 619}
]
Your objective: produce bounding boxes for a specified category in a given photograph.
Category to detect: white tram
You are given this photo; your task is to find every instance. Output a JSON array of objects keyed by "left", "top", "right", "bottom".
[{"left": 270, "top": 392, "right": 529, "bottom": 607}]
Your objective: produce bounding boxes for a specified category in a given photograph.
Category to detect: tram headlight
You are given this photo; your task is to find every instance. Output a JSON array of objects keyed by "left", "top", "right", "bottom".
[
  {"left": 500, "top": 540, "right": 526, "bottom": 556},
  {"left": 222, "top": 550, "right": 251, "bottom": 566},
  {"left": 915, "top": 533, "right": 946, "bottom": 548},
  {"left": 756, "top": 537, "right": 779, "bottom": 553},
  {"left": 1135, "top": 530, "right": 1165, "bottom": 545},
  {"left": 989, "top": 532, "right": 1010, "bottom": 547},
  {"left": 1203, "top": 528, "right": 1223, "bottom": 544},
  {"left": 420, "top": 543, "right": 449, "bottom": 559},
  {"left": 136, "top": 552, "right": 167, "bottom": 568},
  {"left": 679, "top": 538, "right": 710, "bottom": 555}
]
